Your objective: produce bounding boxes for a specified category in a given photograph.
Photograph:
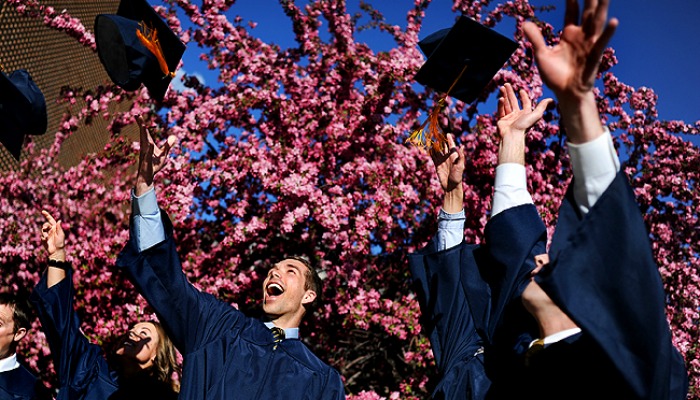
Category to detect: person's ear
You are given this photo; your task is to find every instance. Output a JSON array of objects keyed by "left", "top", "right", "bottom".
[
  {"left": 301, "top": 290, "right": 317, "bottom": 305},
  {"left": 13, "top": 327, "right": 27, "bottom": 343}
]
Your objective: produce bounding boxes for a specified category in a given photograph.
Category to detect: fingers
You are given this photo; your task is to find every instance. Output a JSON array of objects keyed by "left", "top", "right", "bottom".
[
  {"left": 445, "top": 133, "right": 455, "bottom": 149},
  {"left": 564, "top": 0, "right": 580, "bottom": 27},
  {"left": 41, "top": 210, "right": 56, "bottom": 226},
  {"left": 162, "top": 135, "right": 178, "bottom": 157},
  {"left": 137, "top": 115, "right": 150, "bottom": 149},
  {"left": 591, "top": 17, "right": 618, "bottom": 58},
  {"left": 505, "top": 84, "right": 519, "bottom": 111},
  {"left": 583, "top": 17, "right": 617, "bottom": 84},
  {"left": 518, "top": 89, "right": 532, "bottom": 111},
  {"left": 522, "top": 21, "right": 548, "bottom": 55},
  {"left": 499, "top": 84, "right": 515, "bottom": 115},
  {"left": 533, "top": 98, "right": 553, "bottom": 116},
  {"left": 497, "top": 97, "right": 506, "bottom": 119},
  {"left": 55, "top": 220, "right": 65, "bottom": 236}
]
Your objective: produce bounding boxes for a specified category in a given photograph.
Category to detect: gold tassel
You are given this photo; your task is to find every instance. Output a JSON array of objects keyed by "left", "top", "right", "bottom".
[
  {"left": 136, "top": 21, "right": 176, "bottom": 78},
  {"left": 407, "top": 64, "right": 469, "bottom": 153},
  {"left": 406, "top": 98, "right": 448, "bottom": 153}
]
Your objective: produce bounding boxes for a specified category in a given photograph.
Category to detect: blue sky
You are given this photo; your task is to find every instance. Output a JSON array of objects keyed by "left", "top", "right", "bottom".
[{"left": 173, "top": 0, "right": 700, "bottom": 144}]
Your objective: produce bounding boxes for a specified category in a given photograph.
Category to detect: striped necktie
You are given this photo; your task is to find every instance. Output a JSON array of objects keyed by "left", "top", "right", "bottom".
[{"left": 271, "top": 327, "right": 285, "bottom": 350}]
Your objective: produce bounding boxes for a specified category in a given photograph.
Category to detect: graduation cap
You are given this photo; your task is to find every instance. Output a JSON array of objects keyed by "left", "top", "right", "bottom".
[
  {"left": 407, "top": 16, "right": 518, "bottom": 152},
  {"left": 94, "top": 0, "right": 186, "bottom": 102},
  {"left": 0, "top": 68, "right": 48, "bottom": 160}
]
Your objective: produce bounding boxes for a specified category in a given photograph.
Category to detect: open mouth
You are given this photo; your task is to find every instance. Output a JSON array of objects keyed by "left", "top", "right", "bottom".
[{"left": 266, "top": 282, "right": 284, "bottom": 297}]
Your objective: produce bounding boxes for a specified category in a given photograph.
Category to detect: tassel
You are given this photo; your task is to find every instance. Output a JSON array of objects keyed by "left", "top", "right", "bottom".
[
  {"left": 407, "top": 64, "right": 469, "bottom": 153},
  {"left": 406, "top": 98, "right": 448, "bottom": 153},
  {"left": 136, "top": 21, "right": 176, "bottom": 79}
]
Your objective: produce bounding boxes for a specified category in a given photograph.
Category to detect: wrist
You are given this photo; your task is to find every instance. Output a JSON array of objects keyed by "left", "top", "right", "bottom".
[
  {"left": 134, "top": 181, "right": 154, "bottom": 197},
  {"left": 556, "top": 92, "right": 604, "bottom": 144},
  {"left": 442, "top": 185, "right": 464, "bottom": 214},
  {"left": 49, "top": 249, "right": 66, "bottom": 262}
]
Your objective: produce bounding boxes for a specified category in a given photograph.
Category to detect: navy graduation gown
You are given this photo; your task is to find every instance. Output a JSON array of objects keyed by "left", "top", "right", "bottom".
[
  {"left": 0, "top": 363, "right": 47, "bottom": 400},
  {"left": 116, "top": 210, "right": 346, "bottom": 400},
  {"left": 30, "top": 268, "right": 120, "bottom": 400},
  {"left": 408, "top": 239, "right": 490, "bottom": 400},
  {"left": 407, "top": 204, "right": 547, "bottom": 400},
  {"left": 536, "top": 172, "right": 689, "bottom": 399}
]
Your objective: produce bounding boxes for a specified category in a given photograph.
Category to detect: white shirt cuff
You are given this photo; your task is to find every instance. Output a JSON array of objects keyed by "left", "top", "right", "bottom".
[
  {"left": 567, "top": 127, "right": 620, "bottom": 214},
  {"left": 492, "top": 163, "right": 534, "bottom": 217}
]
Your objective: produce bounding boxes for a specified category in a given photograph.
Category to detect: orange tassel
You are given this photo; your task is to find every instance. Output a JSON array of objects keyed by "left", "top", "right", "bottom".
[
  {"left": 407, "top": 64, "right": 469, "bottom": 153},
  {"left": 136, "top": 21, "right": 176, "bottom": 78},
  {"left": 406, "top": 98, "right": 448, "bottom": 153}
]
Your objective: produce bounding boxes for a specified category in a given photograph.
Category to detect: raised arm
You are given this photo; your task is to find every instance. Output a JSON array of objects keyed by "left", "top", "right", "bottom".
[
  {"left": 32, "top": 210, "right": 114, "bottom": 392},
  {"left": 524, "top": 0, "right": 619, "bottom": 211},
  {"left": 430, "top": 133, "right": 465, "bottom": 214},
  {"left": 41, "top": 210, "right": 67, "bottom": 288},
  {"left": 118, "top": 117, "right": 243, "bottom": 354},
  {"left": 523, "top": 0, "right": 617, "bottom": 145},
  {"left": 491, "top": 83, "right": 552, "bottom": 217}
]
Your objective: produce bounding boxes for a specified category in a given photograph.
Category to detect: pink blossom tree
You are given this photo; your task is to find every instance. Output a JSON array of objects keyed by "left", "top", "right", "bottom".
[{"left": 2, "top": 0, "right": 698, "bottom": 398}]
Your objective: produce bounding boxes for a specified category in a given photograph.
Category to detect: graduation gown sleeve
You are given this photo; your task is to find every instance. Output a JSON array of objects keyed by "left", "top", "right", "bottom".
[
  {"left": 480, "top": 204, "right": 548, "bottom": 341},
  {"left": 116, "top": 210, "right": 245, "bottom": 356},
  {"left": 30, "top": 267, "right": 118, "bottom": 400},
  {"left": 538, "top": 171, "right": 689, "bottom": 400},
  {"left": 408, "top": 238, "right": 490, "bottom": 400}
]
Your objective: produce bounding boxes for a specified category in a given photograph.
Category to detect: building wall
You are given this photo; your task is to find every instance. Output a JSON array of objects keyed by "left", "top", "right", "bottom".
[{"left": 0, "top": 0, "right": 137, "bottom": 170}]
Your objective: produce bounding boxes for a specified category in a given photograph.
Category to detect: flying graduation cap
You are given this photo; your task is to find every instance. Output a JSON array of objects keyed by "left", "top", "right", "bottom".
[
  {"left": 0, "top": 68, "right": 48, "bottom": 160},
  {"left": 407, "top": 16, "right": 518, "bottom": 152},
  {"left": 94, "top": 0, "right": 186, "bottom": 102}
]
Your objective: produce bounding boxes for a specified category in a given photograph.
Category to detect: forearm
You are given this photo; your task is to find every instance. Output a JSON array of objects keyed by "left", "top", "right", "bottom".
[
  {"left": 498, "top": 131, "right": 526, "bottom": 166},
  {"left": 441, "top": 184, "right": 463, "bottom": 214},
  {"left": 46, "top": 250, "right": 67, "bottom": 288},
  {"left": 558, "top": 92, "right": 605, "bottom": 145}
]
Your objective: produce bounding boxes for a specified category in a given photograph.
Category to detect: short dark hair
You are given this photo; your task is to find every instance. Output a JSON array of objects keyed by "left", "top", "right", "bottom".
[
  {"left": 287, "top": 256, "right": 323, "bottom": 312},
  {"left": 0, "top": 292, "right": 32, "bottom": 333}
]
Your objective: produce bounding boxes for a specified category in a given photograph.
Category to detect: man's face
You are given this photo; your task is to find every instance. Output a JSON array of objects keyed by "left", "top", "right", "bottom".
[
  {"left": 114, "top": 322, "right": 160, "bottom": 369},
  {"left": 0, "top": 304, "right": 23, "bottom": 360},
  {"left": 262, "top": 259, "right": 316, "bottom": 321}
]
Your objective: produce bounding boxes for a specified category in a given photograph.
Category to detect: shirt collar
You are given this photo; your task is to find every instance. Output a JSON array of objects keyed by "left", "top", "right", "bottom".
[
  {"left": 264, "top": 322, "right": 300, "bottom": 339},
  {"left": 0, "top": 353, "right": 19, "bottom": 373}
]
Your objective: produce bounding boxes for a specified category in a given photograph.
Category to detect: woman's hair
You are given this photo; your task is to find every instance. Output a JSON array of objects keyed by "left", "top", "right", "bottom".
[
  {"left": 149, "top": 321, "right": 180, "bottom": 393},
  {"left": 107, "top": 320, "right": 180, "bottom": 393}
]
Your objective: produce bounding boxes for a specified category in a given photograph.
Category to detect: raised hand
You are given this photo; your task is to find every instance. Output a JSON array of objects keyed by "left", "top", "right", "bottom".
[
  {"left": 430, "top": 133, "right": 465, "bottom": 194},
  {"left": 522, "top": 0, "right": 618, "bottom": 101},
  {"left": 41, "top": 210, "right": 66, "bottom": 262},
  {"left": 497, "top": 83, "right": 552, "bottom": 138},
  {"left": 135, "top": 115, "right": 178, "bottom": 196},
  {"left": 496, "top": 83, "right": 552, "bottom": 165}
]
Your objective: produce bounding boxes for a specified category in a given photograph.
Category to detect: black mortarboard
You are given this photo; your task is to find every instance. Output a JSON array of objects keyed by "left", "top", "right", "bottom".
[
  {"left": 407, "top": 17, "right": 517, "bottom": 152},
  {"left": 94, "top": 0, "right": 186, "bottom": 102},
  {"left": 0, "top": 69, "right": 48, "bottom": 160},
  {"left": 415, "top": 16, "right": 518, "bottom": 105}
]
